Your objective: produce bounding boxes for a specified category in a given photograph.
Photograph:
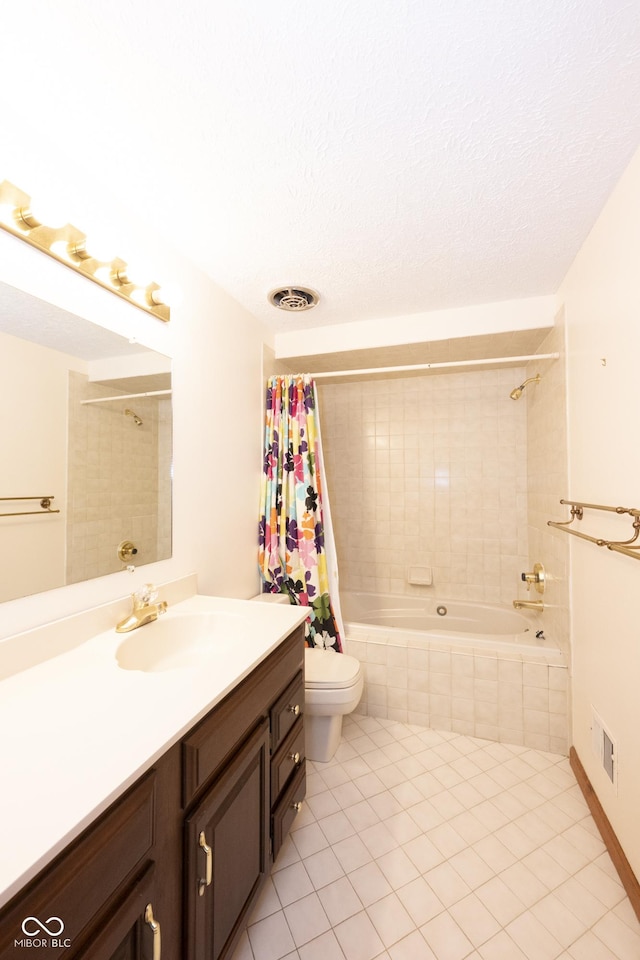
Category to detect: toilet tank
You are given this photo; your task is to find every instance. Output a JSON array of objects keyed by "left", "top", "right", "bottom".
[{"left": 250, "top": 592, "right": 291, "bottom": 604}]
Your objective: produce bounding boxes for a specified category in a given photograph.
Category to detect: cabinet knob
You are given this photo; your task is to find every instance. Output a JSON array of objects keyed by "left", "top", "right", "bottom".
[
  {"left": 144, "top": 903, "right": 162, "bottom": 960},
  {"left": 288, "top": 703, "right": 301, "bottom": 716},
  {"left": 198, "top": 830, "right": 213, "bottom": 896},
  {"left": 291, "top": 801, "right": 303, "bottom": 813},
  {"left": 289, "top": 751, "right": 301, "bottom": 765}
]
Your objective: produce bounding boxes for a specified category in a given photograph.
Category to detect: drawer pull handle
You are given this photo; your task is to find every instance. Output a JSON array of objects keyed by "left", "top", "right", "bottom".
[
  {"left": 292, "top": 801, "right": 303, "bottom": 813},
  {"left": 144, "top": 903, "right": 161, "bottom": 960},
  {"left": 289, "top": 751, "right": 301, "bottom": 765},
  {"left": 198, "top": 830, "right": 213, "bottom": 896},
  {"left": 288, "top": 704, "right": 301, "bottom": 716}
]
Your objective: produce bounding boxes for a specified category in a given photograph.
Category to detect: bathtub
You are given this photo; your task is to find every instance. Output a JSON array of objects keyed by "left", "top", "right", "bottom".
[
  {"left": 340, "top": 591, "right": 568, "bottom": 752},
  {"left": 341, "top": 591, "right": 563, "bottom": 662}
]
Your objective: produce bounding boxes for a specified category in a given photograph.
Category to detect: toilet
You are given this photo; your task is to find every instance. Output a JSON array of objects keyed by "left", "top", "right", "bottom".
[
  {"left": 304, "top": 646, "right": 364, "bottom": 762},
  {"left": 251, "top": 593, "right": 364, "bottom": 762}
]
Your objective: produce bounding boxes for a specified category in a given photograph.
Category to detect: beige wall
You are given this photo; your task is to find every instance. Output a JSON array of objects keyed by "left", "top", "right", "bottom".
[
  {"left": 276, "top": 295, "right": 556, "bottom": 361},
  {"left": 318, "top": 367, "right": 529, "bottom": 604},
  {"left": 558, "top": 146, "right": 640, "bottom": 878}
]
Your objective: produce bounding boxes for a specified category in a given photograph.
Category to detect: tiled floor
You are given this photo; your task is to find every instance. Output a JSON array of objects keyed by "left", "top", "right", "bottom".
[{"left": 231, "top": 714, "right": 640, "bottom": 960}]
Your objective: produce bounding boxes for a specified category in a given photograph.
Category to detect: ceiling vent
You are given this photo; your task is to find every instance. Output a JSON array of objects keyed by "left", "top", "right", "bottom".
[{"left": 268, "top": 286, "right": 319, "bottom": 311}]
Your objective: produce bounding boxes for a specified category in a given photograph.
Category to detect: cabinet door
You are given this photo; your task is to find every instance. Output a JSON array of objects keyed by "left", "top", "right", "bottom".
[
  {"left": 0, "top": 774, "right": 156, "bottom": 960},
  {"left": 184, "top": 719, "right": 270, "bottom": 960},
  {"left": 73, "top": 865, "right": 161, "bottom": 960}
]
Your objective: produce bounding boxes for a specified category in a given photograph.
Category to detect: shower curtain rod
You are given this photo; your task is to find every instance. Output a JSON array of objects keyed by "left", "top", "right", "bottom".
[
  {"left": 80, "top": 389, "right": 172, "bottom": 405},
  {"left": 306, "top": 352, "right": 560, "bottom": 379}
]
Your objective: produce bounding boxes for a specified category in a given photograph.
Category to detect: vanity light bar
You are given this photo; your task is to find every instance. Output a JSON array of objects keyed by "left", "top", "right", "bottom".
[{"left": 0, "top": 180, "right": 170, "bottom": 323}]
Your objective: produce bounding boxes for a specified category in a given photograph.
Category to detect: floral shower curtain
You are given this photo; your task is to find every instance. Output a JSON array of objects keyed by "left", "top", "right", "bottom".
[{"left": 258, "top": 374, "right": 342, "bottom": 652}]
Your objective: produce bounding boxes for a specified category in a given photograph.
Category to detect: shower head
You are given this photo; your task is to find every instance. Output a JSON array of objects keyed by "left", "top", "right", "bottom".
[
  {"left": 509, "top": 373, "right": 541, "bottom": 400},
  {"left": 124, "top": 408, "right": 143, "bottom": 426}
]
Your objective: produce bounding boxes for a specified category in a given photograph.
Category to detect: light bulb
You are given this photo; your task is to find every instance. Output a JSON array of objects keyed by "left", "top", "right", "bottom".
[
  {"left": 129, "top": 287, "right": 152, "bottom": 306},
  {"left": 84, "top": 230, "right": 119, "bottom": 263},
  {"left": 74, "top": 208, "right": 120, "bottom": 263},
  {"left": 0, "top": 200, "right": 15, "bottom": 225},
  {"left": 152, "top": 283, "right": 182, "bottom": 306},
  {"left": 94, "top": 263, "right": 120, "bottom": 283},
  {"left": 123, "top": 259, "right": 154, "bottom": 288},
  {"left": 50, "top": 238, "right": 78, "bottom": 260},
  {"left": 27, "top": 196, "right": 69, "bottom": 230}
]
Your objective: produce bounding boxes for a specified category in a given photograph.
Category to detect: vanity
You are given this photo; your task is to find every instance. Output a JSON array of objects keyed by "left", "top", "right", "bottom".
[{"left": 0, "top": 585, "right": 308, "bottom": 960}]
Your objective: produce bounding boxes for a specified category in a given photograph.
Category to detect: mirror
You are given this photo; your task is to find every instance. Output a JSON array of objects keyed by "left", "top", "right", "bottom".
[{"left": 0, "top": 280, "right": 172, "bottom": 603}]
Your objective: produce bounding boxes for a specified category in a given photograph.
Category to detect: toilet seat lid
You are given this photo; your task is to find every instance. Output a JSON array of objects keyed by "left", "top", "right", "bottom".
[{"left": 305, "top": 648, "right": 361, "bottom": 689}]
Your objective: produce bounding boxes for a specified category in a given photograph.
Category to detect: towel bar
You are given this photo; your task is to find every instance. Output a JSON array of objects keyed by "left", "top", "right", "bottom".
[
  {"left": 548, "top": 499, "right": 640, "bottom": 562},
  {"left": 0, "top": 496, "right": 60, "bottom": 517}
]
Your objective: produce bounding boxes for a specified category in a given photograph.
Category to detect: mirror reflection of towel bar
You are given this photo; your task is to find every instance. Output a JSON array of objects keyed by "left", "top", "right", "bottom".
[{"left": 0, "top": 496, "right": 60, "bottom": 517}]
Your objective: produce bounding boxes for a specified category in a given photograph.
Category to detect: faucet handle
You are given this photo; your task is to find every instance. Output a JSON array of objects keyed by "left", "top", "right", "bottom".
[
  {"left": 520, "top": 563, "right": 545, "bottom": 595},
  {"left": 135, "top": 583, "right": 158, "bottom": 605}
]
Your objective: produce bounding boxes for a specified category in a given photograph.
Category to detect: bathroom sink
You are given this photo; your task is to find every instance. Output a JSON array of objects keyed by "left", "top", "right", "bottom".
[{"left": 115, "top": 611, "right": 247, "bottom": 672}]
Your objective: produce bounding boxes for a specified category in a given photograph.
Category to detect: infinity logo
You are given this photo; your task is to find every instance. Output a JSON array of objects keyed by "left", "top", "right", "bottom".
[{"left": 21, "top": 917, "right": 65, "bottom": 937}]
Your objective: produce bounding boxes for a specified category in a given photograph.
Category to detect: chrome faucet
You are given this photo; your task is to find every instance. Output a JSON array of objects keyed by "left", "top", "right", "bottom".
[{"left": 116, "top": 583, "right": 168, "bottom": 633}]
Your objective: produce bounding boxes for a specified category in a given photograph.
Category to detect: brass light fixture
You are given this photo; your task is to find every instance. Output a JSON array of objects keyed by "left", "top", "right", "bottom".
[{"left": 0, "top": 180, "right": 170, "bottom": 322}]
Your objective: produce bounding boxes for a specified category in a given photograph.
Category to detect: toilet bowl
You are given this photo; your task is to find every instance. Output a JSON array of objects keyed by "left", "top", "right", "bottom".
[
  {"left": 250, "top": 592, "right": 364, "bottom": 762},
  {"left": 304, "top": 647, "right": 364, "bottom": 762}
]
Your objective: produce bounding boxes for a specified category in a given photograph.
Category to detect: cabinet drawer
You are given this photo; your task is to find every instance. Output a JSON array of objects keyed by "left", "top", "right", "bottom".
[
  {"left": 0, "top": 773, "right": 155, "bottom": 958},
  {"left": 271, "top": 718, "right": 305, "bottom": 803},
  {"left": 183, "top": 625, "right": 304, "bottom": 806},
  {"left": 270, "top": 671, "right": 304, "bottom": 754},
  {"left": 271, "top": 762, "right": 306, "bottom": 861}
]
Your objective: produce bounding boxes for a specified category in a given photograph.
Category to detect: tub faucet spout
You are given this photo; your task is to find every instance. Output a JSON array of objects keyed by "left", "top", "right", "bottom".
[{"left": 513, "top": 600, "right": 544, "bottom": 612}]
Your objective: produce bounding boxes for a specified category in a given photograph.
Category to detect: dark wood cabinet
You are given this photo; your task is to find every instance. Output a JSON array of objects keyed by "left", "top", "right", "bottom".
[
  {"left": 184, "top": 720, "right": 270, "bottom": 960},
  {"left": 0, "top": 624, "right": 305, "bottom": 960},
  {"left": 181, "top": 625, "right": 305, "bottom": 960},
  {"left": 74, "top": 866, "right": 160, "bottom": 960},
  {"left": 0, "top": 771, "right": 159, "bottom": 960}
]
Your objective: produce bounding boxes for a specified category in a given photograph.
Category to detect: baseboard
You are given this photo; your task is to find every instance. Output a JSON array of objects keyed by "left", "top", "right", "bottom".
[{"left": 569, "top": 746, "right": 640, "bottom": 922}]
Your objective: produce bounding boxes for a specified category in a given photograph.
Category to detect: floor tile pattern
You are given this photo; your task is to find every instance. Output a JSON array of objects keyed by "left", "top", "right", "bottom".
[{"left": 231, "top": 715, "right": 640, "bottom": 960}]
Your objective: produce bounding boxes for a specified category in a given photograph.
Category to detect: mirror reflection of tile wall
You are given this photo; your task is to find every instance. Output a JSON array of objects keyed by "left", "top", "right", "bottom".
[{"left": 66, "top": 372, "right": 172, "bottom": 583}]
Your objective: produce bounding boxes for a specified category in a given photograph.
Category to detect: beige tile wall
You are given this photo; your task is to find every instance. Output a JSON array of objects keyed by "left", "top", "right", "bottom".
[
  {"left": 525, "top": 319, "right": 571, "bottom": 664},
  {"left": 66, "top": 373, "right": 172, "bottom": 583},
  {"left": 318, "top": 368, "right": 529, "bottom": 605},
  {"left": 344, "top": 631, "right": 569, "bottom": 755}
]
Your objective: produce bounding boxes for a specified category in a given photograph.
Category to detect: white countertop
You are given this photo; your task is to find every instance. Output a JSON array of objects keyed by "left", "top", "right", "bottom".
[{"left": 0, "top": 590, "right": 308, "bottom": 908}]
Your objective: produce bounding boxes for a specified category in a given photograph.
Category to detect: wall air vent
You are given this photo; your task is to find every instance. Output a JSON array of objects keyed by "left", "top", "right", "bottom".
[
  {"left": 268, "top": 287, "right": 319, "bottom": 312},
  {"left": 591, "top": 706, "right": 618, "bottom": 791}
]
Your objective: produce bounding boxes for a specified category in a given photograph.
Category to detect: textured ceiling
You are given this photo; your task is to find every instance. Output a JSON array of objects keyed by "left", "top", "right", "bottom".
[{"left": 2, "top": 1, "right": 640, "bottom": 333}]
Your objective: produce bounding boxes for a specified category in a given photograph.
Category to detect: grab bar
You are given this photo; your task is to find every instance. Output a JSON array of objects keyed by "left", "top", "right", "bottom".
[
  {"left": 547, "top": 499, "right": 640, "bottom": 562},
  {"left": 0, "top": 496, "right": 60, "bottom": 518}
]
